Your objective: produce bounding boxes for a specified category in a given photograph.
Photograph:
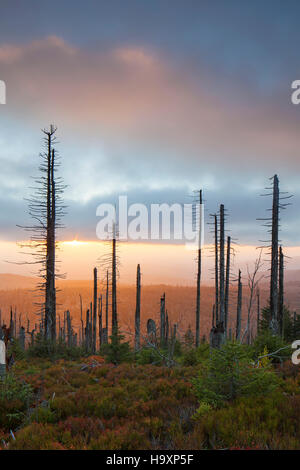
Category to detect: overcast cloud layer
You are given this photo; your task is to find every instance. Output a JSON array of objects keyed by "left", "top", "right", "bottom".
[{"left": 0, "top": 1, "right": 299, "bottom": 247}]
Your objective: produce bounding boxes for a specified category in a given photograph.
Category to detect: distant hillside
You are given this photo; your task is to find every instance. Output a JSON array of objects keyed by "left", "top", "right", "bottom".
[
  {"left": 0, "top": 272, "right": 299, "bottom": 340},
  {"left": 0, "top": 274, "right": 38, "bottom": 290}
]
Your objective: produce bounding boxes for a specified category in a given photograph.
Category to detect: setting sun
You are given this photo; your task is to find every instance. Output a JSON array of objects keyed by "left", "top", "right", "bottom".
[{"left": 61, "top": 240, "right": 87, "bottom": 247}]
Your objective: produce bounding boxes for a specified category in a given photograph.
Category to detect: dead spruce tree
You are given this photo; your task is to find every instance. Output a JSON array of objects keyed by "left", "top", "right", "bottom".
[
  {"left": 98, "top": 219, "right": 121, "bottom": 344},
  {"left": 214, "top": 214, "right": 219, "bottom": 323},
  {"left": 92, "top": 267, "right": 98, "bottom": 353},
  {"left": 242, "top": 251, "right": 263, "bottom": 344},
  {"left": 20, "top": 126, "right": 65, "bottom": 341},
  {"left": 208, "top": 207, "right": 225, "bottom": 348},
  {"left": 219, "top": 204, "right": 225, "bottom": 328},
  {"left": 135, "top": 264, "right": 141, "bottom": 352},
  {"left": 160, "top": 293, "right": 166, "bottom": 347},
  {"left": 104, "top": 270, "right": 109, "bottom": 344},
  {"left": 224, "top": 235, "right": 231, "bottom": 334},
  {"left": 111, "top": 222, "right": 118, "bottom": 336},
  {"left": 278, "top": 246, "right": 284, "bottom": 337},
  {"left": 195, "top": 190, "right": 203, "bottom": 347},
  {"left": 270, "top": 175, "right": 279, "bottom": 334},
  {"left": 236, "top": 269, "right": 242, "bottom": 341},
  {"left": 258, "top": 175, "right": 292, "bottom": 335}
]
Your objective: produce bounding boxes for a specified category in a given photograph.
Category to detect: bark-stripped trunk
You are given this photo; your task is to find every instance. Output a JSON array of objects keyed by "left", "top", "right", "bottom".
[
  {"left": 165, "top": 311, "right": 169, "bottom": 344},
  {"left": 224, "top": 235, "right": 231, "bottom": 334},
  {"left": 112, "top": 225, "right": 118, "bottom": 336},
  {"left": 278, "top": 246, "right": 284, "bottom": 337},
  {"left": 219, "top": 204, "right": 225, "bottom": 326},
  {"left": 45, "top": 135, "right": 56, "bottom": 341},
  {"left": 80, "top": 294, "right": 84, "bottom": 347},
  {"left": 195, "top": 190, "right": 202, "bottom": 347},
  {"left": 236, "top": 269, "right": 242, "bottom": 341},
  {"left": 66, "top": 310, "right": 72, "bottom": 347},
  {"left": 270, "top": 174, "right": 279, "bottom": 334},
  {"left": 93, "top": 267, "right": 97, "bottom": 353},
  {"left": 85, "top": 309, "right": 90, "bottom": 351},
  {"left": 160, "top": 293, "right": 166, "bottom": 346},
  {"left": 257, "top": 290, "right": 260, "bottom": 336},
  {"left": 98, "top": 295, "right": 102, "bottom": 348},
  {"left": 105, "top": 270, "right": 109, "bottom": 344},
  {"left": 134, "top": 264, "right": 141, "bottom": 351},
  {"left": 214, "top": 214, "right": 219, "bottom": 323}
]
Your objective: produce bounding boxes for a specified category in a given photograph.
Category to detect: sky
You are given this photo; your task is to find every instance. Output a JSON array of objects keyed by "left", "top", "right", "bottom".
[{"left": 0, "top": 0, "right": 299, "bottom": 282}]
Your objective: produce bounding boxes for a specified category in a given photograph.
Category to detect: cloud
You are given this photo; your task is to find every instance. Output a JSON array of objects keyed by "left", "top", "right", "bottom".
[
  {"left": 1, "top": 34, "right": 299, "bottom": 177},
  {"left": 0, "top": 35, "right": 299, "bottom": 247}
]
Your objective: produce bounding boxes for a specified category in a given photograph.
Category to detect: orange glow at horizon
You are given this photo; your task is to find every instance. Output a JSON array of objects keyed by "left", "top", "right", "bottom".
[{"left": 0, "top": 239, "right": 300, "bottom": 284}]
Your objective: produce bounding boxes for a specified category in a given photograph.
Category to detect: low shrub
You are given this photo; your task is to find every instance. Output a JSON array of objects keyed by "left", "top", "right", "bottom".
[{"left": 192, "top": 342, "right": 281, "bottom": 408}]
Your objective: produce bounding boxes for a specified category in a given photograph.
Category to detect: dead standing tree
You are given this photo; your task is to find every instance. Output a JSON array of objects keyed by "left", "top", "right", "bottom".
[
  {"left": 270, "top": 174, "right": 279, "bottom": 335},
  {"left": 258, "top": 175, "right": 292, "bottom": 336},
  {"left": 278, "top": 246, "right": 284, "bottom": 337},
  {"left": 160, "top": 293, "right": 166, "bottom": 347},
  {"left": 236, "top": 269, "right": 242, "bottom": 341},
  {"left": 135, "top": 264, "right": 141, "bottom": 352},
  {"left": 195, "top": 190, "right": 203, "bottom": 347},
  {"left": 219, "top": 204, "right": 225, "bottom": 329},
  {"left": 224, "top": 235, "right": 231, "bottom": 334},
  {"left": 98, "top": 218, "right": 121, "bottom": 344},
  {"left": 241, "top": 251, "right": 264, "bottom": 344},
  {"left": 19, "top": 126, "right": 65, "bottom": 341},
  {"left": 92, "top": 267, "right": 97, "bottom": 353}
]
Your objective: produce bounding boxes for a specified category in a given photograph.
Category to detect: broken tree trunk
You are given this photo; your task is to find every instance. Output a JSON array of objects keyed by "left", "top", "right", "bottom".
[
  {"left": 112, "top": 225, "right": 118, "bottom": 336},
  {"left": 93, "top": 267, "right": 97, "bottom": 353},
  {"left": 219, "top": 204, "right": 225, "bottom": 327},
  {"left": 80, "top": 294, "right": 84, "bottom": 347},
  {"left": 236, "top": 269, "right": 242, "bottom": 341},
  {"left": 85, "top": 309, "right": 90, "bottom": 351},
  {"left": 98, "top": 295, "right": 103, "bottom": 349},
  {"left": 105, "top": 270, "right": 109, "bottom": 344},
  {"left": 195, "top": 190, "right": 202, "bottom": 347},
  {"left": 257, "top": 290, "right": 260, "bottom": 336},
  {"left": 66, "top": 310, "right": 72, "bottom": 348},
  {"left": 134, "top": 264, "right": 141, "bottom": 352},
  {"left": 0, "top": 336, "right": 5, "bottom": 378},
  {"left": 19, "top": 326, "right": 25, "bottom": 350},
  {"left": 278, "top": 246, "right": 284, "bottom": 337},
  {"left": 214, "top": 214, "right": 219, "bottom": 323},
  {"left": 160, "top": 293, "right": 166, "bottom": 347},
  {"left": 224, "top": 235, "right": 231, "bottom": 334}
]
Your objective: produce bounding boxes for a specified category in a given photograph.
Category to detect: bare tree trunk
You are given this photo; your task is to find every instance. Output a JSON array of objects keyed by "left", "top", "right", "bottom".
[
  {"left": 9, "top": 308, "right": 14, "bottom": 339},
  {"left": 219, "top": 204, "right": 225, "bottom": 326},
  {"left": 270, "top": 174, "right": 279, "bottom": 334},
  {"left": 165, "top": 311, "right": 169, "bottom": 344},
  {"left": 105, "top": 270, "right": 109, "bottom": 344},
  {"left": 160, "top": 293, "right": 166, "bottom": 347},
  {"left": 257, "top": 290, "right": 260, "bottom": 336},
  {"left": 195, "top": 190, "right": 202, "bottom": 347},
  {"left": 66, "top": 310, "right": 72, "bottom": 347},
  {"left": 85, "top": 309, "right": 90, "bottom": 351},
  {"left": 225, "top": 235, "right": 231, "bottom": 334},
  {"left": 93, "top": 267, "right": 97, "bottom": 353},
  {"left": 135, "top": 264, "right": 141, "bottom": 351},
  {"left": 79, "top": 294, "right": 84, "bottom": 346},
  {"left": 19, "top": 326, "right": 25, "bottom": 350},
  {"left": 236, "top": 269, "right": 242, "bottom": 341},
  {"left": 214, "top": 214, "right": 219, "bottom": 323},
  {"left": 45, "top": 131, "right": 57, "bottom": 342},
  {"left": 112, "top": 226, "right": 118, "bottom": 336},
  {"left": 278, "top": 246, "right": 284, "bottom": 337},
  {"left": 98, "top": 295, "right": 102, "bottom": 349}
]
